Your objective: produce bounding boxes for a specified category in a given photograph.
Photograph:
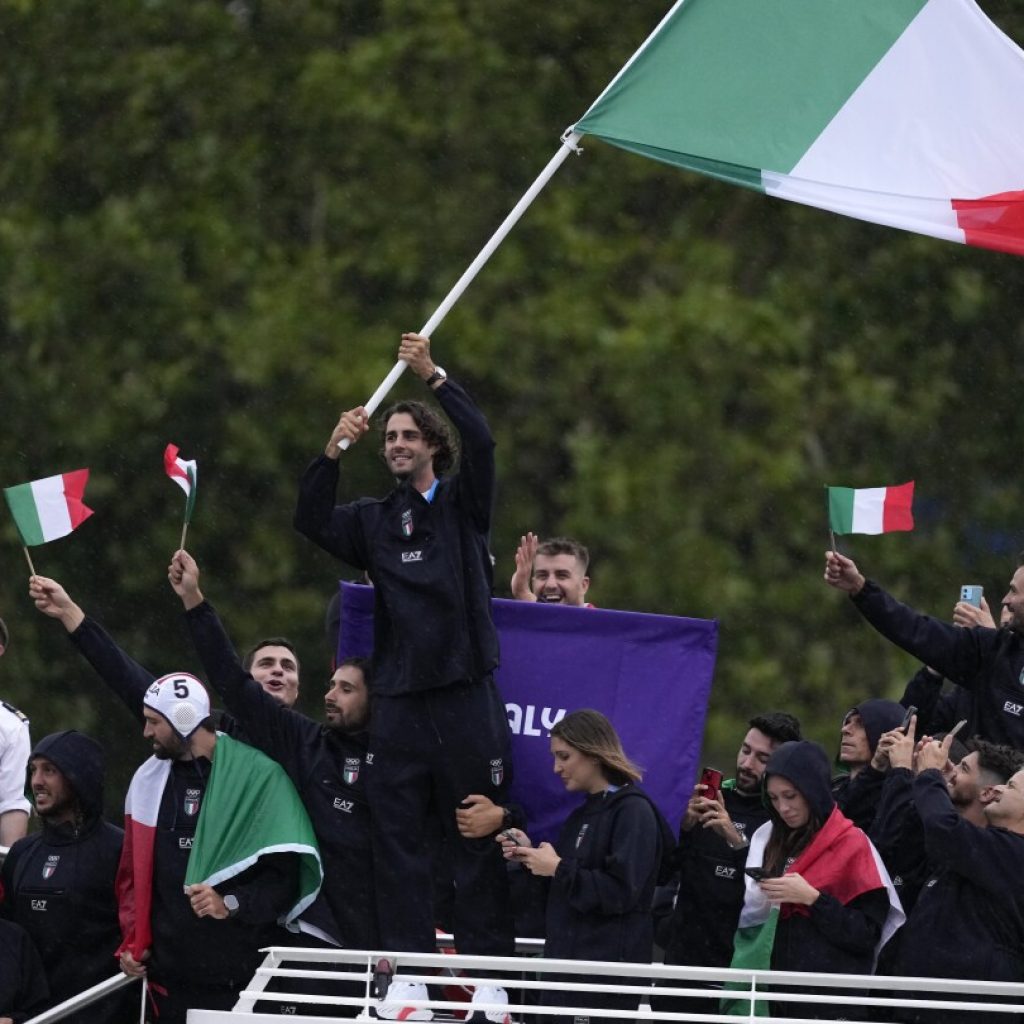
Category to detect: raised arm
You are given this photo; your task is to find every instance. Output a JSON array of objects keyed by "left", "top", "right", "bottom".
[
  {"left": 824, "top": 552, "right": 991, "bottom": 687},
  {"left": 28, "top": 575, "right": 154, "bottom": 721},
  {"left": 168, "top": 551, "right": 318, "bottom": 780}
]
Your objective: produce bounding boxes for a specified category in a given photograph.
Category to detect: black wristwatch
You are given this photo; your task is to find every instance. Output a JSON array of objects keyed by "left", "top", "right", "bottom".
[
  {"left": 425, "top": 366, "right": 447, "bottom": 387},
  {"left": 223, "top": 894, "right": 240, "bottom": 918}
]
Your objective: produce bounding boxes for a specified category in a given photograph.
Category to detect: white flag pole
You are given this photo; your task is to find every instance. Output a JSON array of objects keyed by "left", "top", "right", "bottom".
[{"left": 338, "top": 129, "right": 583, "bottom": 450}]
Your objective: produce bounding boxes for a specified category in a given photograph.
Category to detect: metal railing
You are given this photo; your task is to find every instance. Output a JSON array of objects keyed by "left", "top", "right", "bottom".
[
  {"left": 25, "top": 973, "right": 139, "bottom": 1024},
  {"left": 183, "top": 947, "right": 1024, "bottom": 1023}
]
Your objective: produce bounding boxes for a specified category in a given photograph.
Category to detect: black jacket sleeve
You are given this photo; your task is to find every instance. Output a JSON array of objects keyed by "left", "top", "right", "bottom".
[
  {"left": 835, "top": 765, "right": 887, "bottom": 831},
  {"left": 0, "top": 923, "right": 49, "bottom": 1023},
  {"left": 807, "top": 888, "right": 889, "bottom": 956},
  {"left": 68, "top": 616, "right": 156, "bottom": 722},
  {"left": 217, "top": 853, "right": 299, "bottom": 927},
  {"left": 435, "top": 379, "right": 496, "bottom": 533},
  {"left": 851, "top": 581, "right": 995, "bottom": 689},
  {"left": 553, "top": 798, "right": 658, "bottom": 916},
  {"left": 185, "top": 601, "right": 320, "bottom": 785},
  {"left": 914, "top": 769, "right": 1024, "bottom": 894},
  {"left": 869, "top": 768, "right": 924, "bottom": 875},
  {"left": 293, "top": 455, "right": 370, "bottom": 567}
]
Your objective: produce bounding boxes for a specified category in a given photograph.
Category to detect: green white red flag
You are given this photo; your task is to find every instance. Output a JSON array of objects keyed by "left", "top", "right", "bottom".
[
  {"left": 572, "top": 0, "right": 1024, "bottom": 255},
  {"left": 828, "top": 481, "right": 914, "bottom": 536},
  {"left": 3, "top": 469, "right": 94, "bottom": 547},
  {"left": 164, "top": 444, "right": 197, "bottom": 524}
]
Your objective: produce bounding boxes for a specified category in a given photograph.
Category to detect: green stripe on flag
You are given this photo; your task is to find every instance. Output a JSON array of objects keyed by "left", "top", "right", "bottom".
[
  {"left": 3, "top": 483, "right": 45, "bottom": 546},
  {"left": 575, "top": 0, "right": 927, "bottom": 178},
  {"left": 828, "top": 487, "right": 856, "bottom": 535},
  {"left": 184, "top": 466, "right": 197, "bottom": 524},
  {"left": 721, "top": 912, "right": 779, "bottom": 1016}
]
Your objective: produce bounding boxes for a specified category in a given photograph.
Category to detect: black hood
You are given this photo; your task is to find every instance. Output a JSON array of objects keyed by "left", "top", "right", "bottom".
[
  {"left": 849, "top": 698, "right": 906, "bottom": 753},
  {"left": 29, "top": 730, "right": 105, "bottom": 819},
  {"left": 764, "top": 741, "right": 835, "bottom": 822}
]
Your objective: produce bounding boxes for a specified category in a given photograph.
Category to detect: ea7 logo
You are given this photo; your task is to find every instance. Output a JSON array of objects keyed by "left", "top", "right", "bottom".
[
  {"left": 31, "top": 899, "right": 47, "bottom": 912},
  {"left": 1004, "top": 701, "right": 1023, "bottom": 717},
  {"left": 401, "top": 551, "right": 423, "bottom": 563},
  {"left": 714, "top": 866, "right": 736, "bottom": 880},
  {"left": 333, "top": 798, "right": 354, "bottom": 814},
  {"left": 178, "top": 837, "right": 194, "bottom": 850}
]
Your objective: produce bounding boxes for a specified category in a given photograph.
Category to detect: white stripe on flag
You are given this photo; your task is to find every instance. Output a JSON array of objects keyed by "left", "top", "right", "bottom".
[
  {"left": 29, "top": 476, "right": 72, "bottom": 541},
  {"left": 851, "top": 487, "right": 887, "bottom": 534}
]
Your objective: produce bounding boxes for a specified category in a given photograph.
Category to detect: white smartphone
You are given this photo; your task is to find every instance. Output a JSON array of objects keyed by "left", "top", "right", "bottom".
[{"left": 960, "top": 585, "right": 983, "bottom": 608}]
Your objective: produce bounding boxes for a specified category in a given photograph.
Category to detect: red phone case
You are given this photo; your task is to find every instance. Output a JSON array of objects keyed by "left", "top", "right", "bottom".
[{"left": 700, "top": 767, "right": 723, "bottom": 801}]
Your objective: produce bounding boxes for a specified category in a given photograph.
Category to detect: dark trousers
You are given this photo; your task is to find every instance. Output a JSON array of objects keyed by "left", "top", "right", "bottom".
[{"left": 366, "top": 678, "right": 515, "bottom": 955}]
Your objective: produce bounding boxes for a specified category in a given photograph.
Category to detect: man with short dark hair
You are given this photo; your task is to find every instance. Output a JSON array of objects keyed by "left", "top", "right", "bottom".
[
  {"left": 242, "top": 638, "right": 301, "bottom": 709},
  {"left": 0, "top": 617, "right": 30, "bottom": 849},
  {"left": 294, "top": 332, "right": 514, "bottom": 1022},
  {"left": 891, "top": 734, "right": 1024, "bottom": 1022},
  {"left": 825, "top": 551, "right": 1024, "bottom": 748},
  {"left": 653, "top": 711, "right": 802, "bottom": 1016},
  {"left": 169, "top": 548, "right": 376, "bottom": 962},
  {"left": 510, "top": 533, "right": 591, "bottom": 606},
  {"left": 1, "top": 731, "right": 133, "bottom": 1024}
]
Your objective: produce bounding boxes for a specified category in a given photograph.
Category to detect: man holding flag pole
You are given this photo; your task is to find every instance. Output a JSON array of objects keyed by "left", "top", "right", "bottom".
[{"left": 295, "top": 332, "right": 514, "bottom": 1023}]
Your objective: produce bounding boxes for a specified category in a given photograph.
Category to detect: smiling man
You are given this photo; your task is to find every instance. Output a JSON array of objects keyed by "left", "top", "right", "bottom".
[
  {"left": 509, "top": 535, "right": 592, "bottom": 606},
  {"left": 294, "top": 332, "right": 514, "bottom": 1022},
  {"left": 1, "top": 731, "right": 132, "bottom": 1024},
  {"left": 892, "top": 735, "right": 1024, "bottom": 1022}
]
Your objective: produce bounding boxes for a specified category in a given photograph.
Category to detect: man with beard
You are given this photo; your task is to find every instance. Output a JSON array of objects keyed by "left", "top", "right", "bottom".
[
  {"left": 294, "top": 333, "right": 513, "bottom": 1022},
  {"left": 1, "top": 731, "right": 134, "bottom": 1024},
  {"left": 825, "top": 551, "right": 1024, "bottom": 749},
  {"left": 509, "top": 534, "right": 593, "bottom": 606},
  {"left": 118, "top": 676, "right": 305, "bottom": 1023},
  {"left": 169, "top": 549, "right": 374, "bottom": 1016},
  {"left": 869, "top": 725, "right": 1015, "bottom": 975},
  {"left": 892, "top": 733, "right": 1024, "bottom": 1022},
  {"left": 652, "top": 711, "right": 802, "bottom": 1017}
]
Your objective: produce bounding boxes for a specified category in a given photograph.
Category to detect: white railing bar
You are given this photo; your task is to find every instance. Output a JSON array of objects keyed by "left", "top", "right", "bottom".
[
  {"left": 250, "top": 947, "right": 1024, "bottom": 997},
  {"left": 25, "top": 973, "right": 139, "bottom": 1024}
]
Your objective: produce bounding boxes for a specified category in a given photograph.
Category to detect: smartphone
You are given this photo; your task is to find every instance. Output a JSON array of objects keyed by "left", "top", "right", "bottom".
[
  {"left": 499, "top": 829, "right": 522, "bottom": 847},
  {"left": 700, "top": 766, "right": 724, "bottom": 803},
  {"left": 950, "top": 718, "right": 968, "bottom": 740},
  {"left": 960, "top": 585, "right": 984, "bottom": 608},
  {"left": 745, "top": 867, "right": 771, "bottom": 882},
  {"left": 900, "top": 705, "right": 917, "bottom": 734}
]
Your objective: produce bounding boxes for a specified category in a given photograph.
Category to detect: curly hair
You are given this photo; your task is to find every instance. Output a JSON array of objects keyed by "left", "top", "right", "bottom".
[
  {"left": 379, "top": 400, "right": 457, "bottom": 476},
  {"left": 970, "top": 737, "right": 1024, "bottom": 785}
]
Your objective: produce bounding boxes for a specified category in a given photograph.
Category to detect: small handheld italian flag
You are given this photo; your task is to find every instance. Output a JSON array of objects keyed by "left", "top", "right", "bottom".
[
  {"left": 164, "top": 444, "right": 197, "bottom": 548},
  {"left": 3, "top": 469, "right": 94, "bottom": 574},
  {"left": 827, "top": 481, "right": 914, "bottom": 536}
]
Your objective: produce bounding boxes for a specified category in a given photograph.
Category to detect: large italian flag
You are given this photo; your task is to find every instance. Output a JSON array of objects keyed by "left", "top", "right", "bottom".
[
  {"left": 3, "top": 469, "right": 94, "bottom": 547},
  {"left": 572, "top": 0, "right": 1024, "bottom": 255}
]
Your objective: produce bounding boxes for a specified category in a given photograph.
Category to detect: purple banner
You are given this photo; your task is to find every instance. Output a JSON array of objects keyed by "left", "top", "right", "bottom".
[{"left": 338, "top": 582, "right": 718, "bottom": 841}]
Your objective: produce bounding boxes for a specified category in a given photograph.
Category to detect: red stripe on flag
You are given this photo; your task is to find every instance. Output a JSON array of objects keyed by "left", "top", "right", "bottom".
[
  {"left": 61, "top": 468, "right": 94, "bottom": 530},
  {"left": 882, "top": 481, "right": 914, "bottom": 533},
  {"left": 953, "top": 191, "right": 1024, "bottom": 257},
  {"left": 164, "top": 443, "right": 190, "bottom": 485}
]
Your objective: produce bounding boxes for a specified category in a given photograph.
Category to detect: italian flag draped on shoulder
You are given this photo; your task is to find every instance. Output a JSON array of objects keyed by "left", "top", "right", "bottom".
[
  {"left": 721, "top": 807, "right": 904, "bottom": 1017},
  {"left": 572, "top": 0, "right": 1024, "bottom": 256},
  {"left": 117, "top": 735, "right": 322, "bottom": 960}
]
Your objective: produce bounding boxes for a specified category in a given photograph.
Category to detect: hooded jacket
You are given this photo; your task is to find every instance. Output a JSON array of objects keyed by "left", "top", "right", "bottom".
[
  {"left": 0, "top": 731, "right": 131, "bottom": 1024},
  {"left": 760, "top": 741, "right": 896, "bottom": 978},
  {"left": 832, "top": 698, "right": 906, "bottom": 832},
  {"left": 544, "top": 784, "right": 673, "bottom": 965}
]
